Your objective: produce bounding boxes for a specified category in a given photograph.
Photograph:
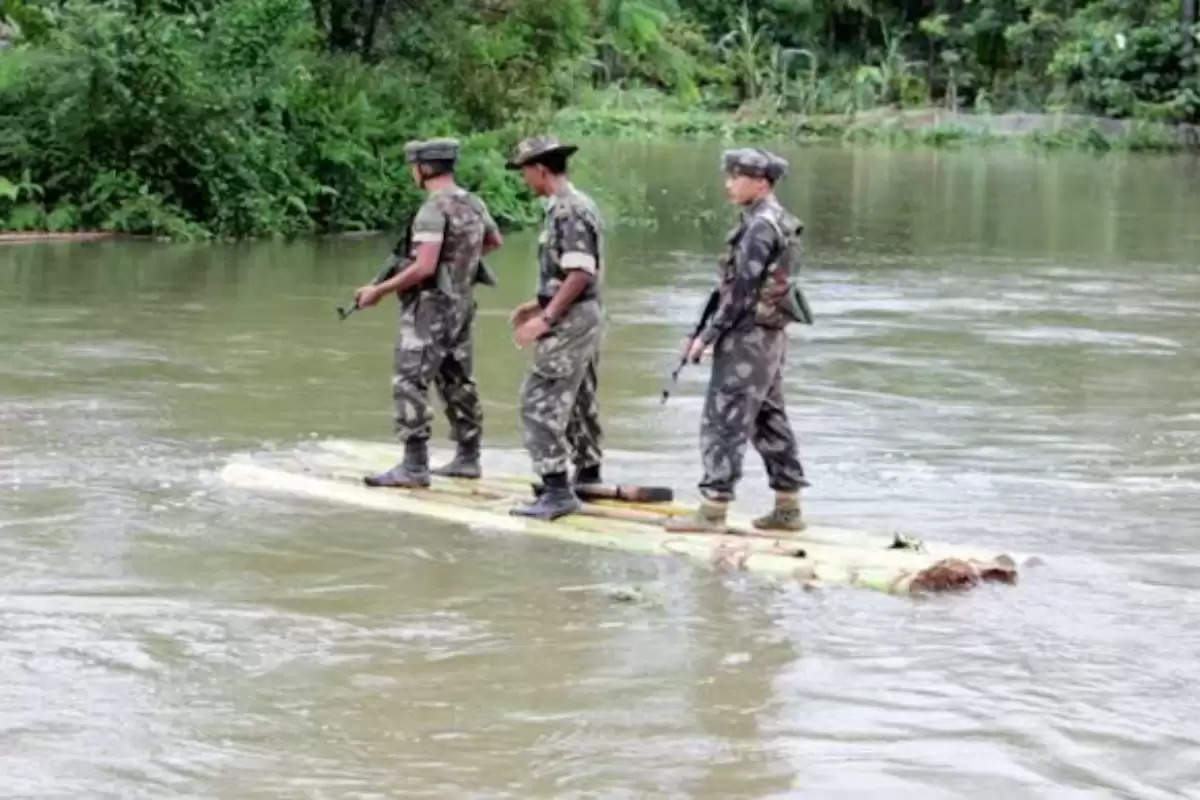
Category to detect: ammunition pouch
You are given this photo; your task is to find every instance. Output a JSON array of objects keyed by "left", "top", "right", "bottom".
[
  {"left": 472, "top": 260, "right": 498, "bottom": 287},
  {"left": 781, "top": 280, "right": 813, "bottom": 325}
]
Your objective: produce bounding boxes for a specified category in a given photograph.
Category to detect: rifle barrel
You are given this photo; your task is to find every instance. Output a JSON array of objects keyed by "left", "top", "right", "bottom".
[{"left": 661, "top": 290, "right": 719, "bottom": 403}]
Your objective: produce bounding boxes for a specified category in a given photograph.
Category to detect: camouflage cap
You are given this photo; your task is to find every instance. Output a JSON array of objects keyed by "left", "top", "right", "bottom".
[
  {"left": 721, "top": 147, "right": 789, "bottom": 182},
  {"left": 505, "top": 135, "right": 579, "bottom": 169},
  {"left": 404, "top": 138, "right": 460, "bottom": 164}
]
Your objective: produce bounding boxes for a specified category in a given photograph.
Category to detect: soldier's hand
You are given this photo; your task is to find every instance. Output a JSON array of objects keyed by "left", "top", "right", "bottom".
[
  {"left": 514, "top": 314, "right": 550, "bottom": 349},
  {"left": 509, "top": 299, "right": 541, "bottom": 328},
  {"left": 686, "top": 337, "right": 707, "bottom": 364},
  {"left": 355, "top": 285, "right": 382, "bottom": 308}
]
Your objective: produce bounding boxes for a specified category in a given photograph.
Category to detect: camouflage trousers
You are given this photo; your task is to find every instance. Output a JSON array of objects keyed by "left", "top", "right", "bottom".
[
  {"left": 699, "top": 325, "right": 807, "bottom": 502},
  {"left": 392, "top": 291, "right": 482, "bottom": 447},
  {"left": 520, "top": 299, "right": 604, "bottom": 477}
]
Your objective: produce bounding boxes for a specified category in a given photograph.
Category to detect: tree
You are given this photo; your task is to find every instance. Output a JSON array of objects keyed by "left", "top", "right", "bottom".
[{"left": 1186, "top": 0, "right": 1197, "bottom": 59}]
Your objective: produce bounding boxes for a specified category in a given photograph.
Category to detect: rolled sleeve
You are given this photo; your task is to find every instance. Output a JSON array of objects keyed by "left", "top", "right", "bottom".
[
  {"left": 553, "top": 210, "right": 599, "bottom": 273},
  {"left": 561, "top": 251, "right": 597, "bottom": 273},
  {"left": 411, "top": 200, "right": 446, "bottom": 244}
]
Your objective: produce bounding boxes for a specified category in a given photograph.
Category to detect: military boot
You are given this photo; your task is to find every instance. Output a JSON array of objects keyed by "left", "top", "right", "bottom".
[
  {"left": 663, "top": 499, "right": 728, "bottom": 533},
  {"left": 363, "top": 439, "right": 431, "bottom": 488},
  {"left": 752, "top": 491, "right": 805, "bottom": 532},
  {"left": 510, "top": 472, "right": 581, "bottom": 520},
  {"left": 573, "top": 463, "right": 602, "bottom": 487},
  {"left": 432, "top": 440, "right": 481, "bottom": 479}
]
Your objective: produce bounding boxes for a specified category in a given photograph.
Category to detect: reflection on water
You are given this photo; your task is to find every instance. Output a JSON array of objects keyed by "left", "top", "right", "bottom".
[{"left": 2, "top": 144, "right": 1199, "bottom": 797}]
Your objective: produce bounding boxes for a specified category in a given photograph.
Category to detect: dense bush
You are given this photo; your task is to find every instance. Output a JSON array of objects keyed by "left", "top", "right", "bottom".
[
  {"left": 660, "top": 0, "right": 1200, "bottom": 121},
  {"left": 0, "top": 0, "right": 1197, "bottom": 236},
  {"left": 0, "top": 0, "right": 554, "bottom": 236}
]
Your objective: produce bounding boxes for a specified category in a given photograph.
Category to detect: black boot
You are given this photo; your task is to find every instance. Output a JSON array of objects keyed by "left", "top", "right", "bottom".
[
  {"left": 510, "top": 472, "right": 581, "bottom": 520},
  {"left": 364, "top": 439, "right": 430, "bottom": 488},
  {"left": 432, "top": 440, "right": 481, "bottom": 479},
  {"left": 573, "top": 463, "right": 602, "bottom": 487}
]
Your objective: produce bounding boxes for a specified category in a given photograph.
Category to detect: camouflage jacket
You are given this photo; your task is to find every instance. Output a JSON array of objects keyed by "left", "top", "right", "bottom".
[
  {"left": 410, "top": 186, "right": 499, "bottom": 303},
  {"left": 700, "top": 194, "right": 803, "bottom": 344},
  {"left": 536, "top": 182, "right": 604, "bottom": 304}
]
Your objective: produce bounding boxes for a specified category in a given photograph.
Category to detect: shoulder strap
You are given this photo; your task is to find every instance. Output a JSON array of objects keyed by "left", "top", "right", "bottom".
[
  {"left": 757, "top": 206, "right": 787, "bottom": 241},
  {"left": 390, "top": 213, "right": 414, "bottom": 258}
]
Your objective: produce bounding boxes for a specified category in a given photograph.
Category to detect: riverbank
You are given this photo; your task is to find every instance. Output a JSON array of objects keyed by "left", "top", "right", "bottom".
[
  {"left": 0, "top": 230, "right": 387, "bottom": 244},
  {"left": 4, "top": 106, "right": 1195, "bottom": 241},
  {"left": 554, "top": 105, "right": 1200, "bottom": 153},
  {"left": 0, "top": 231, "right": 154, "bottom": 244}
]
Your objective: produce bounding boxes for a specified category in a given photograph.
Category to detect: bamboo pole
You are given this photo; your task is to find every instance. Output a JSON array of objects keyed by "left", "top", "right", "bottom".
[
  {"left": 222, "top": 458, "right": 1022, "bottom": 596},
  {"left": 313, "top": 438, "right": 1028, "bottom": 565},
  {"left": 318, "top": 463, "right": 805, "bottom": 556}
]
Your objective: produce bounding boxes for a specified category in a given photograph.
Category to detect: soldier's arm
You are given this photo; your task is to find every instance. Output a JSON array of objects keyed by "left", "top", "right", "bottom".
[
  {"left": 482, "top": 208, "right": 503, "bottom": 254},
  {"left": 542, "top": 211, "right": 598, "bottom": 325},
  {"left": 542, "top": 272, "right": 591, "bottom": 324},
  {"left": 376, "top": 200, "right": 444, "bottom": 295},
  {"left": 374, "top": 242, "right": 440, "bottom": 295},
  {"left": 699, "top": 218, "right": 774, "bottom": 345}
]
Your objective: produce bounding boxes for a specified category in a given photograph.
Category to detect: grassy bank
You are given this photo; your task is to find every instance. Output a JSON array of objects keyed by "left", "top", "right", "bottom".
[{"left": 553, "top": 104, "right": 1200, "bottom": 153}]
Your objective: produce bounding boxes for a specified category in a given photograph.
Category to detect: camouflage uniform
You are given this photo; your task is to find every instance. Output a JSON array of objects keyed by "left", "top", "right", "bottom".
[
  {"left": 393, "top": 185, "right": 499, "bottom": 448},
  {"left": 519, "top": 181, "right": 606, "bottom": 477},
  {"left": 695, "top": 150, "right": 808, "bottom": 502}
]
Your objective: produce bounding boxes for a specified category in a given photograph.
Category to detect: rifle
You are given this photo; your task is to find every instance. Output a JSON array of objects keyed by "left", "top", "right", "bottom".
[
  {"left": 337, "top": 217, "right": 413, "bottom": 321},
  {"left": 660, "top": 288, "right": 719, "bottom": 404},
  {"left": 337, "top": 214, "right": 498, "bottom": 321}
]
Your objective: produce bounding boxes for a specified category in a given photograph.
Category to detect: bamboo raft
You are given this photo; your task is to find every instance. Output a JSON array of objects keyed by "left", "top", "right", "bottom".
[{"left": 219, "top": 439, "right": 1030, "bottom": 596}]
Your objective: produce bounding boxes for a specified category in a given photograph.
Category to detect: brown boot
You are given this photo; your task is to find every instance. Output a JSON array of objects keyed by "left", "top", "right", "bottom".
[
  {"left": 752, "top": 491, "right": 805, "bottom": 532},
  {"left": 664, "top": 500, "right": 728, "bottom": 533}
]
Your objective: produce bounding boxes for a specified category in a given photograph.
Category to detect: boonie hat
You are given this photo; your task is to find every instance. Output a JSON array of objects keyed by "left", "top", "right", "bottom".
[{"left": 505, "top": 135, "right": 579, "bottom": 169}]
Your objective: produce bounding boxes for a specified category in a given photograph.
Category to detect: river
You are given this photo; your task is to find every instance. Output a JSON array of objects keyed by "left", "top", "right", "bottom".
[{"left": 2, "top": 142, "right": 1199, "bottom": 798}]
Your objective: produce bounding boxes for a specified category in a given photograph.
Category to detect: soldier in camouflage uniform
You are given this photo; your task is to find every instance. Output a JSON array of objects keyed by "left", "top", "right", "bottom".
[
  {"left": 354, "top": 138, "right": 503, "bottom": 487},
  {"left": 506, "top": 136, "right": 606, "bottom": 520},
  {"left": 667, "top": 147, "right": 810, "bottom": 533}
]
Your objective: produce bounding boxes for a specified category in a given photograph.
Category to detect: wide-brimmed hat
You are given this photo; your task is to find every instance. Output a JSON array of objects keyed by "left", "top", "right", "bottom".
[
  {"left": 505, "top": 135, "right": 579, "bottom": 169},
  {"left": 721, "top": 147, "right": 788, "bottom": 182},
  {"left": 404, "top": 138, "right": 460, "bottom": 164}
]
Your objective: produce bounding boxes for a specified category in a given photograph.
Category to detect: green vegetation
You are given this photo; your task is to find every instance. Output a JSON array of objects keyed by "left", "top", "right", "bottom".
[
  {"left": 1, "top": 0, "right": 1197, "bottom": 237},
  {"left": 584, "top": 1, "right": 1199, "bottom": 122},
  {"left": 552, "top": 99, "right": 1193, "bottom": 153},
  {"left": 0, "top": 0, "right": 574, "bottom": 237}
]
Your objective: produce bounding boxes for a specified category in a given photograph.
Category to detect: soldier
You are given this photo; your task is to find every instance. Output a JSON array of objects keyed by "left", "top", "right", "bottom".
[
  {"left": 354, "top": 138, "right": 503, "bottom": 487},
  {"left": 506, "top": 136, "right": 606, "bottom": 520},
  {"left": 666, "top": 147, "right": 810, "bottom": 533}
]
